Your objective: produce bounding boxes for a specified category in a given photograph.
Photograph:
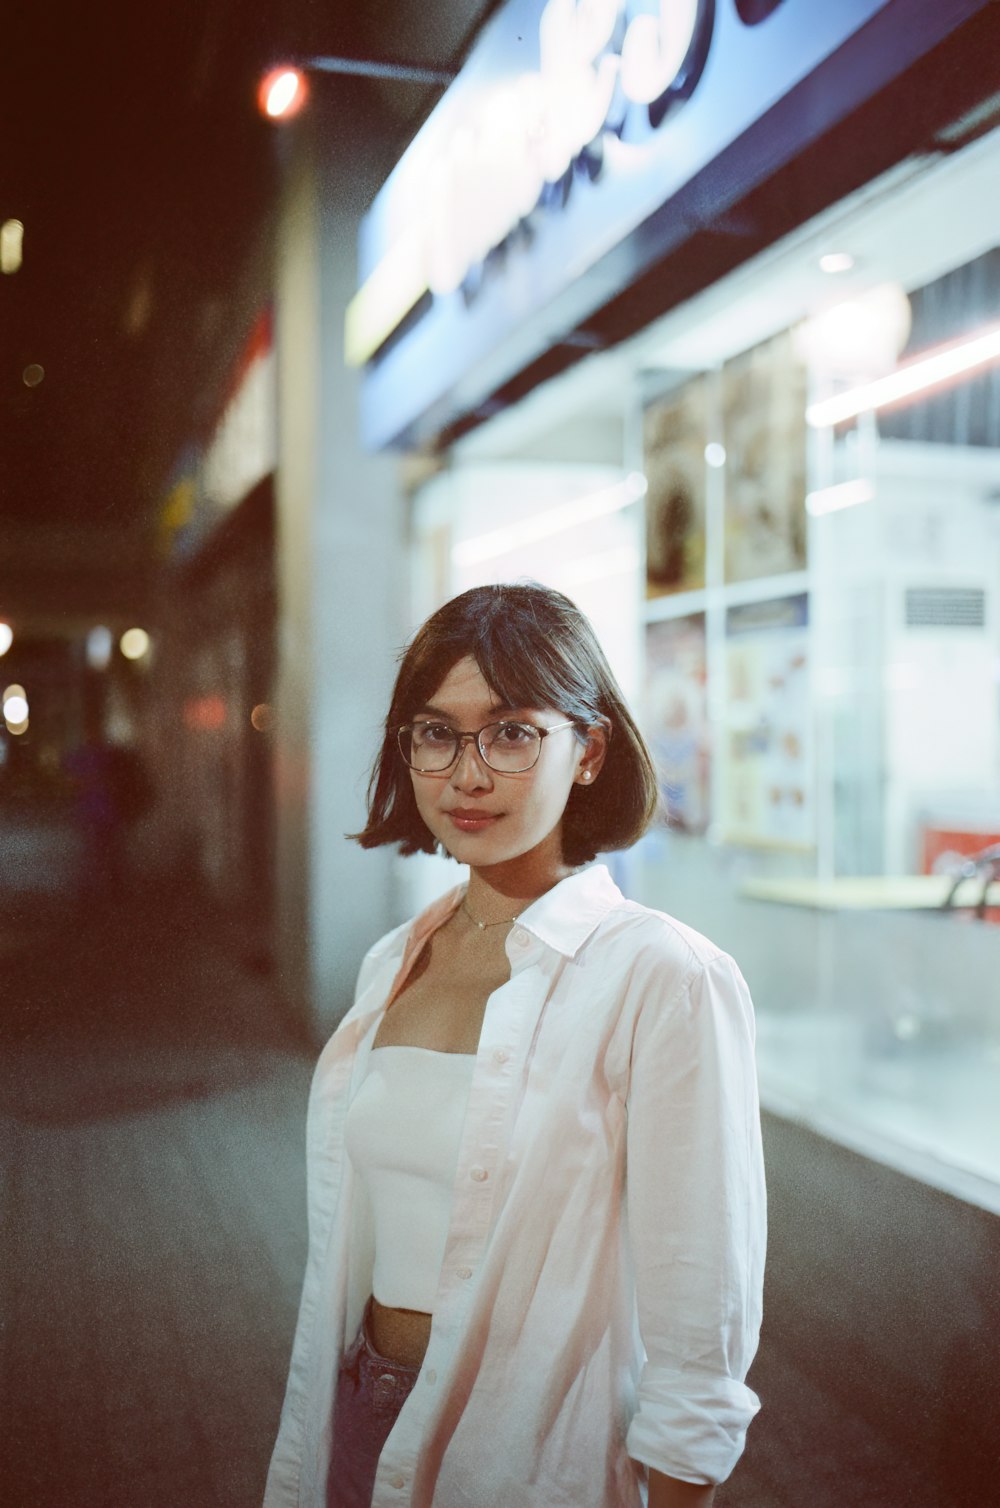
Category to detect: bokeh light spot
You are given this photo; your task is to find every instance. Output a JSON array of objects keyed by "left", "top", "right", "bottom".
[
  {"left": 120, "top": 627, "right": 151, "bottom": 660},
  {"left": 258, "top": 67, "right": 308, "bottom": 120},
  {"left": 1, "top": 218, "right": 24, "bottom": 274},
  {"left": 183, "top": 695, "right": 227, "bottom": 732},
  {"left": 86, "top": 625, "right": 113, "bottom": 669}
]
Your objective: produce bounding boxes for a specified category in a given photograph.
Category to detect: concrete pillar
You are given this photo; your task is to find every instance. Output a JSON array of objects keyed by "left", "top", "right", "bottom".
[{"left": 274, "top": 120, "right": 406, "bottom": 1042}]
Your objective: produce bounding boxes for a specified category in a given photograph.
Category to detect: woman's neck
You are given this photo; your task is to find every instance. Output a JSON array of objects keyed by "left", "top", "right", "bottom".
[{"left": 464, "top": 860, "right": 574, "bottom": 926}]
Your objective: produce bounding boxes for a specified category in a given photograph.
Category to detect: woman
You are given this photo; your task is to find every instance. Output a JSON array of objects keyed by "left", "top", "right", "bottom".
[{"left": 264, "top": 583, "right": 766, "bottom": 1508}]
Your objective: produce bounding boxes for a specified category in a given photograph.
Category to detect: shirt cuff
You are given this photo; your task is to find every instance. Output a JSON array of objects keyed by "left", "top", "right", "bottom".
[{"left": 625, "top": 1366, "right": 762, "bottom": 1485}]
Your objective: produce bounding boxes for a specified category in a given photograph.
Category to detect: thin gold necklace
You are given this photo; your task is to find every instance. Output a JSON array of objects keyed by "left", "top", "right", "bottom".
[{"left": 461, "top": 896, "right": 521, "bottom": 931}]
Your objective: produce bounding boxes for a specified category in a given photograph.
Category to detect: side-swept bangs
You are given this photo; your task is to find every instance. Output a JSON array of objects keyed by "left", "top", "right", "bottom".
[{"left": 350, "top": 582, "right": 659, "bottom": 866}]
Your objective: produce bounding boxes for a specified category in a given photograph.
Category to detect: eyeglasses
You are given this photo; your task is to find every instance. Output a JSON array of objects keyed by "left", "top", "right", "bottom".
[{"left": 396, "top": 719, "right": 575, "bottom": 774}]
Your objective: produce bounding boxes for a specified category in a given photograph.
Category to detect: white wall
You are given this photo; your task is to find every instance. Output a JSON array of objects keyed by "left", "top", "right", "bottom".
[{"left": 273, "top": 124, "right": 407, "bottom": 1040}]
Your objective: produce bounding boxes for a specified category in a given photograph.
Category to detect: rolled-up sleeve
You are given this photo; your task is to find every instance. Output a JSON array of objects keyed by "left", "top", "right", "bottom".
[{"left": 624, "top": 948, "right": 767, "bottom": 1485}]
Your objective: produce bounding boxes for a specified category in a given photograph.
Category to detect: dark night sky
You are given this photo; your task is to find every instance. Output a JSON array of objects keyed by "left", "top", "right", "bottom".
[
  {"left": 0, "top": 1, "right": 495, "bottom": 567},
  {"left": 2, "top": 2, "right": 285, "bottom": 537}
]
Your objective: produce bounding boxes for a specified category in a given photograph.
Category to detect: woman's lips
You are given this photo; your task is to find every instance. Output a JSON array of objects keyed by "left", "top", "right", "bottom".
[{"left": 446, "top": 811, "right": 501, "bottom": 833}]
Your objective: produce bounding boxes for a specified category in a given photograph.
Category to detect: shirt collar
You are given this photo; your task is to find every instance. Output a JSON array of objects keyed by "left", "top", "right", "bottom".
[
  {"left": 401, "top": 862, "right": 622, "bottom": 972},
  {"left": 514, "top": 864, "right": 622, "bottom": 958}
]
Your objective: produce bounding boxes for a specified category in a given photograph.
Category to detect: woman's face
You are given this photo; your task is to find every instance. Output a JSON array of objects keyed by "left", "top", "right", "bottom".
[{"left": 407, "top": 656, "right": 605, "bottom": 875}]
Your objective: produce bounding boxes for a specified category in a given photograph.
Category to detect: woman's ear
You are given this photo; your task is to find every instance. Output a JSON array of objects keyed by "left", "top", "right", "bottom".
[{"left": 576, "top": 716, "right": 611, "bottom": 785}]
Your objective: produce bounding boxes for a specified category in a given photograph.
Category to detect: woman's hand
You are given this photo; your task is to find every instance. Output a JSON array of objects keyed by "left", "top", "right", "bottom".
[{"left": 648, "top": 1468, "right": 717, "bottom": 1507}]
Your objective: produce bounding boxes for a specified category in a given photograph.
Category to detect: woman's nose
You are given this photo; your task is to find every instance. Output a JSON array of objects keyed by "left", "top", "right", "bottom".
[{"left": 450, "top": 738, "right": 492, "bottom": 790}]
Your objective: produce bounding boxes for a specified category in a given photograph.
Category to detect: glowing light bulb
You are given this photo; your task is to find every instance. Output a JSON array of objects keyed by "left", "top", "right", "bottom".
[
  {"left": 258, "top": 67, "right": 308, "bottom": 121},
  {"left": 120, "top": 627, "right": 151, "bottom": 661},
  {"left": 798, "top": 282, "right": 911, "bottom": 377},
  {"left": 4, "top": 694, "right": 28, "bottom": 722},
  {"left": 0, "top": 623, "right": 12, "bottom": 655}
]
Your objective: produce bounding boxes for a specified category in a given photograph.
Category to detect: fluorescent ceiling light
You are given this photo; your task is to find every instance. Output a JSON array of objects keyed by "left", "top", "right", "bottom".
[
  {"left": 453, "top": 473, "right": 647, "bottom": 566},
  {"left": 807, "top": 320, "right": 1000, "bottom": 428},
  {"left": 819, "top": 252, "right": 855, "bottom": 274},
  {"left": 805, "top": 479, "right": 874, "bottom": 516}
]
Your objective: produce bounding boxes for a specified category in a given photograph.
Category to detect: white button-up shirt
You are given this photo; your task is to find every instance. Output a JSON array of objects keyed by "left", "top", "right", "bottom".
[{"left": 264, "top": 865, "right": 766, "bottom": 1508}]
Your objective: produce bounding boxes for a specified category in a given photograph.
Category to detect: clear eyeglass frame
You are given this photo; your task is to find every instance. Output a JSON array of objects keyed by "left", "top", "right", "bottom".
[{"left": 396, "top": 719, "right": 576, "bottom": 774}]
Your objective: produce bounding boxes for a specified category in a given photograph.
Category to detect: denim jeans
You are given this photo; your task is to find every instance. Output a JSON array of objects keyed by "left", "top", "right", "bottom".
[{"left": 327, "top": 1300, "right": 420, "bottom": 1508}]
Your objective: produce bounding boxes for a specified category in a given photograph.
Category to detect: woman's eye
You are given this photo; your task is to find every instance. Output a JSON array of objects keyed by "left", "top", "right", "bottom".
[
  {"left": 495, "top": 722, "right": 532, "bottom": 745},
  {"left": 420, "top": 724, "right": 455, "bottom": 745}
]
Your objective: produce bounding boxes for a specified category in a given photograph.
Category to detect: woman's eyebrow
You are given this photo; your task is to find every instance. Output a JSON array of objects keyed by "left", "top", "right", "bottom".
[{"left": 413, "top": 702, "right": 520, "bottom": 720}]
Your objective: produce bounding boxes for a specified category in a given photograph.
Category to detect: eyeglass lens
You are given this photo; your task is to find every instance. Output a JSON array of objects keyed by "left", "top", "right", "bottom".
[{"left": 402, "top": 721, "right": 542, "bottom": 772}]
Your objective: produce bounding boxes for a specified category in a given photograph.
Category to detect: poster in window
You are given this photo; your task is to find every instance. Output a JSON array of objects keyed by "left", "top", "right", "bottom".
[
  {"left": 644, "top": 615, "right": 710, "bottom": 833},
  {"left": 722, "top": 332, "right": 807, "bottom": 583},
  {"left": 721, "top": 594, "right": 813, "bottom": 847},
  {"left": 644, "top": 377, "right": 708, "bottom": 597}
]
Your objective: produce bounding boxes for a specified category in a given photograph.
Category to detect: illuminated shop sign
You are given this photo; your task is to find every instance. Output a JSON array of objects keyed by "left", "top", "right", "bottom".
[
  {"left": 159, "top": 311, "right": 276, "bottom": 560},
  {"left": 201, "top": 326, "right": 276, "bottom": 514},
  {"left": 353, "top": 0, "right": 988, "bottom": 451},
  {"left": 347, "top": 0, "right": 716, "bottom": 365}
]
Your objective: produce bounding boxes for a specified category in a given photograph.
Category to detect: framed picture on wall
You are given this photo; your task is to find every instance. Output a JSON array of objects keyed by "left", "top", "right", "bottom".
[
  {"left": 722, "top": 332, "right": 807, "bottom": 583},
  {"left": 721, "top": 593, "right": 814, "bottom": 848},
  {"left": 644, "top": 615, "right": 711, "bottom": 833},
  {"left": 644, "top": 376, "right": 709, "bottom": 596}
]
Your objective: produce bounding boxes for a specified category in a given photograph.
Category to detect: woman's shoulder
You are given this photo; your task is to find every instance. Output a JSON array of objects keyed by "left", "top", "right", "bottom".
[
  {"left": 590, "top": 901, "right": 754, "bottom": 1051},
  {"left": 594, "top": 893, "right": 739, "bottom": 990}
]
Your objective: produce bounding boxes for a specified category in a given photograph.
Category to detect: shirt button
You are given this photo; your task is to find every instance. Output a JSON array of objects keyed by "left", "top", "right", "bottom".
[
  {"left": 512, "top": 928, "right": 528, "bottom": 946},
  {"left": 494, "top": 1048, "right": 510, "bottom": 1065},
  {"left": 425, "top": 1367, "right": 437, "bottom": 1384},
  {"left": 456, "top": 1265, "right": 473, "bottom": 1280},
  {"left": 470, "top": 1165, "right": 488, "bottom": 1182},
  {"left": 389, "top": 1473, "right": 406, "bottom": 1489}
]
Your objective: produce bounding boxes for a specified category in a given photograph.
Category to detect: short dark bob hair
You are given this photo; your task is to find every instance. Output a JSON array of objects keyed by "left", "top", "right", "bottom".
[{"left": 351, "top": 582, "right": 659, "bottom": 867}]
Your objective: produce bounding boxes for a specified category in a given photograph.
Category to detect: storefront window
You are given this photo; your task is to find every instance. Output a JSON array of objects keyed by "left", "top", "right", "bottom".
[
  {"left": 405, "top": 123, "right": 1000, "bottom": 1211},
  {"left": 631, "top": 147, "right": 1000, "bottom": 1210}
]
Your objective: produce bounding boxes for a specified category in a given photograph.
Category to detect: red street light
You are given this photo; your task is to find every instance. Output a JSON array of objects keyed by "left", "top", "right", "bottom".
[
  {"left": 257, "top": 67, "right": 308, "bottom": 121},
  {"left": 256, "top": 55, "right": 456, "bottom": 123}
]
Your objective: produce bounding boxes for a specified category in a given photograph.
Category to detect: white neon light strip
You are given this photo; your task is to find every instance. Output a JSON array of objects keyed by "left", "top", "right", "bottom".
[
  {"left": 805, "top": 479, "right": 874, "bottom": 516},
  {"left": 806, "top": 321, "right": 1000, "bottom": 428},
  {"left": 452, "top": 473, "right": 647, "bottom": 567}
]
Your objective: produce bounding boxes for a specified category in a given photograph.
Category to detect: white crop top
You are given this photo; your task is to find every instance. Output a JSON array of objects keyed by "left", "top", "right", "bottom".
[{"left": 344, "top": 1046, "right": 476, "bottom": 1313}]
